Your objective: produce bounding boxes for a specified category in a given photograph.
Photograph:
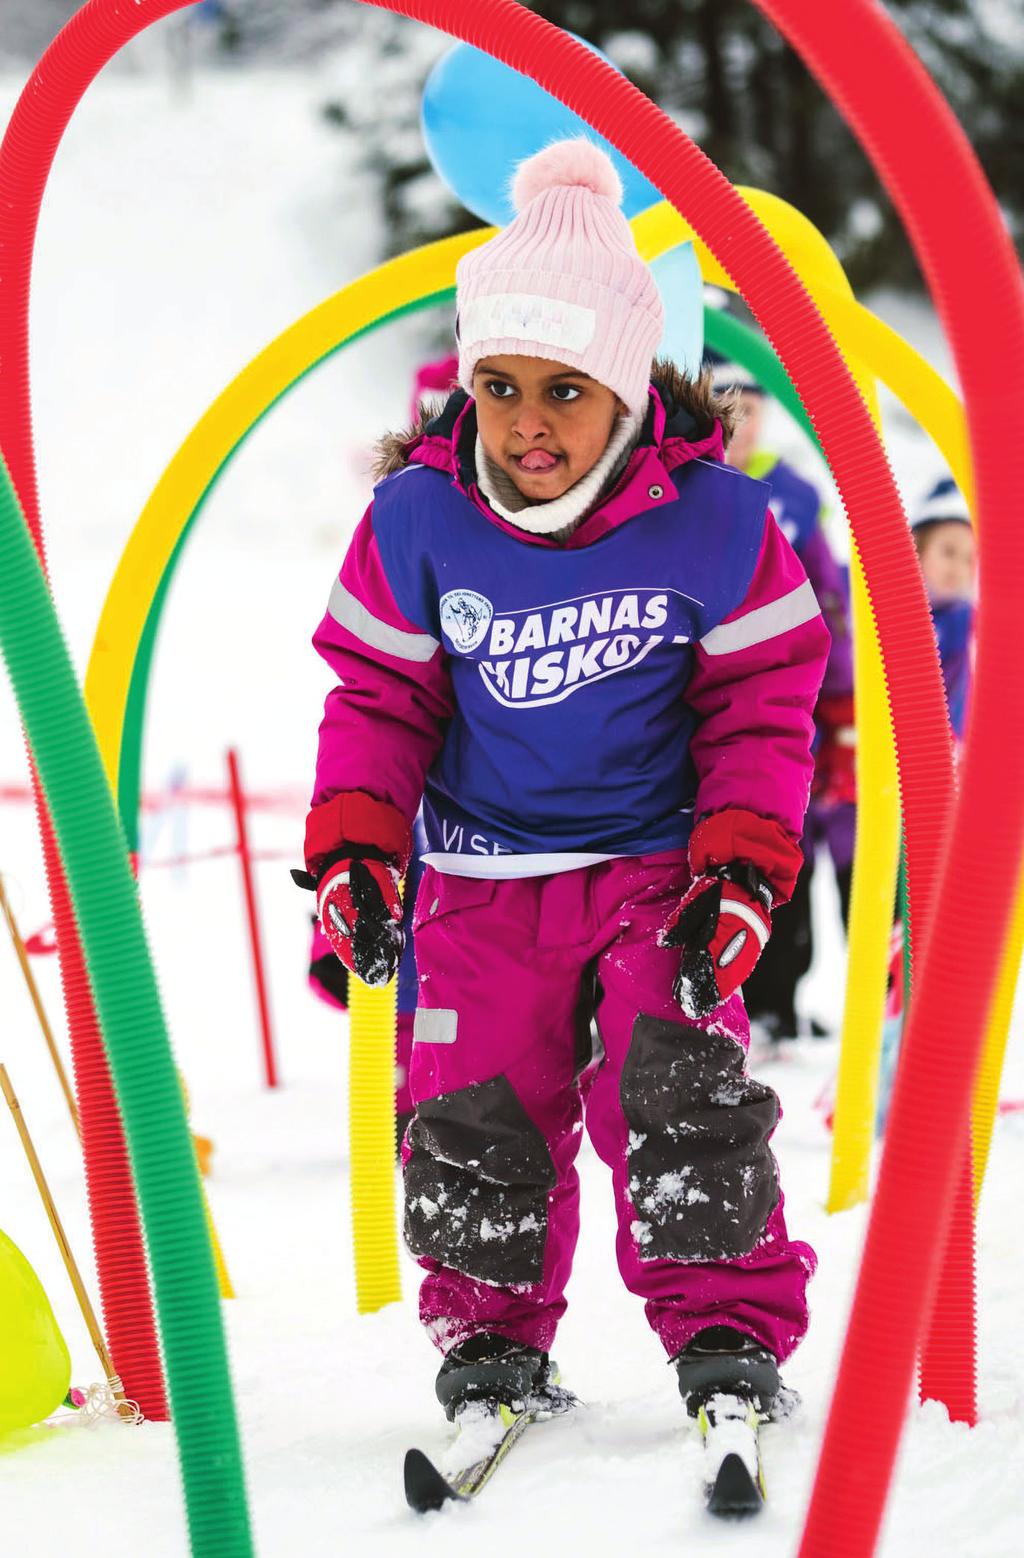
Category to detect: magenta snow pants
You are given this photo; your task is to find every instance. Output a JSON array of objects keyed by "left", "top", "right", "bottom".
[{"left": 403, "top": 852, "right": 815, "bottom": 1364}]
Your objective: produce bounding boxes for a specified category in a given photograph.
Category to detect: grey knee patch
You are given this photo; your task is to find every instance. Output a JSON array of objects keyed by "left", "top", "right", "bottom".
[
  {"left": 621, "top": 1015, "right": 780, "bottom": 1262},
  {"left": 404, "top": 1076, "right": 556, "bottom": 1285}
]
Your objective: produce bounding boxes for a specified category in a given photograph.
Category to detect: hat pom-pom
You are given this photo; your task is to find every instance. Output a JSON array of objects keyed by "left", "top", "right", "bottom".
[{"left": 511, "top": 138, "right": 623, "bottom": 213}]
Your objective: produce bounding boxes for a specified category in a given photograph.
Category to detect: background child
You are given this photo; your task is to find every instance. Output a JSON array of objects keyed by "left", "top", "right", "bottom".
[
  {"left": 911, "top": 475, "right": 975, "bottom": 741},
  {"left": 302, "top": 140, "right": 828, "bottom": 1426},
  {"left": 409, "top": 353, "right": 459, "bottom": 424},
  {"left": 874, "top": 475, "right": 975, "bottom": 1132},
  {"left": 707, "top": 353, "right": 855, "bottom": 1042}
]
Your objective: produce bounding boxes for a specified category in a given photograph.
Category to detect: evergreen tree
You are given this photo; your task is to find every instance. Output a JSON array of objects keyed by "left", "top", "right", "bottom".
[
  {"left": 4, "top": 1, "right": 1018, "bottom": 290},
  {"left": 0, "top": 2, "right": 79, "bottom": 64},
  {"left": 315, "top": 0, "right": 1022, "bottom": 291}
]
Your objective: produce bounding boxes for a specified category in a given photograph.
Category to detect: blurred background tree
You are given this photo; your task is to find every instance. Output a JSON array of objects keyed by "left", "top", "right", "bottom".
[
  {"left": 324, "top": 0, "right": 1023, "bottom": 291},
  {"left": 4, "top": 1, "right": 1020, "bottom": 291}
]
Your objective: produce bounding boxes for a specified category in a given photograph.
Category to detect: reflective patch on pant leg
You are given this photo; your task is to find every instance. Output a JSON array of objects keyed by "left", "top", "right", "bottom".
[
  {"left": 404, "top": 1075, "right": 557, "bottom": 1285},
  {"left": 620, "top": 1014, "right": 780, "bottom": 1262},
  {"left": 414, "top": 1008, "right": 458, "bottom": 1045}
]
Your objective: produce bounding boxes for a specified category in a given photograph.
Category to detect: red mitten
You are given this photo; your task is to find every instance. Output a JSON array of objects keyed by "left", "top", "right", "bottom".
[
  {"left": 813, "top": 694, "right": 857, "bottom": 806},
  {"left": 689, "top": 808, "right": 803, "bottom": 907},
  {"left": 303, "top": 790, "right": 411, "bottom": 879},
  {"left": 317, "top": 856, "right": 404, "bottom": 988},
  {"left": 661, "top": 866, "right": 773, "bottom": 1021},
  {"left": 292, "top": 791, "right": 411, "bottom": 987}
]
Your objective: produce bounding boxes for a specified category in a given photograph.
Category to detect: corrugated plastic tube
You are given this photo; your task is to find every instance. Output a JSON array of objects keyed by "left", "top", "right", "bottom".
[
  {"left": 0, "top": 0, "right": 202, "bottom": 1418},
  {"left": 747, "top": 0, "right": 1023, "bottom": 1539},
  {"left": 0, "top": 0, "right": 250, "bottom": 1546},
  {"left": 27, "top": 782, "right": 169, "bottom": 1418},
  {"left": 4, "top": 5, "right": 1015, "bottom": 1557},
  {"left": 351, "top": 0, "right": 952, "bottom": 982},
  {"left": 360, "top": 4, "right": 1015, "bottom": 1555},
  {"left": 0, "top": 452, "right": 252, "bottom": 1550}
]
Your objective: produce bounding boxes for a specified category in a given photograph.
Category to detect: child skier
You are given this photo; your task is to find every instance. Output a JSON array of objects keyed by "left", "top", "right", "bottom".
[{"left": 301, "top": 141, "right": 827, "bottom": 1437}]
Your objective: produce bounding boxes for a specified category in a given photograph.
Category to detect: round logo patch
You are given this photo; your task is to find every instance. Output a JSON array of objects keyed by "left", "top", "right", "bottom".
[{"left": 439, "top": 589, "right": 494, "bottom": 654}]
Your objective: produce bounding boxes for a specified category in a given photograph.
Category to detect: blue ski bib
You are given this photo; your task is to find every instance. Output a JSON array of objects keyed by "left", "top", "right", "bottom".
[{"left": 372, "top": 459, "right": 768, "bottom": 869}]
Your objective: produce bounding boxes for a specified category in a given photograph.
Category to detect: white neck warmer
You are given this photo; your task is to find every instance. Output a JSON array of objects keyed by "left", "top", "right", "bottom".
[{"left": 474, "top": 411, "right": 641, "bottom": 542}]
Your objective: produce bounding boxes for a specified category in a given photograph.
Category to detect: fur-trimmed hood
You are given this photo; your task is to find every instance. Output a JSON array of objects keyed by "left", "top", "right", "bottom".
[
  {"left": 650, "top": 357, "right": 742, "bottom": 445},
  {"left": 372, "top": 360, "right": 741, "bottom": 484}
]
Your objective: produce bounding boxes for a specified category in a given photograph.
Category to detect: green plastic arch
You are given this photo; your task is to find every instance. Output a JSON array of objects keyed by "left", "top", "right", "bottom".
[{"left": 0, "top": 453, "right": 252, "bottom": 1554}]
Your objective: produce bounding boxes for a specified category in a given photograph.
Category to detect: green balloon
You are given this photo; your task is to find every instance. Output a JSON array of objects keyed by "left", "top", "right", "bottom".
[{"left": 0, "top": 1229, "right": 71, "bottom": 1433}]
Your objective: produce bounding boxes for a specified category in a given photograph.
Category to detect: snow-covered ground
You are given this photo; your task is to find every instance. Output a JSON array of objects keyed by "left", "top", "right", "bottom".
[{"left": 1, "top": 62, "right": 1022, "bottom": 1558}]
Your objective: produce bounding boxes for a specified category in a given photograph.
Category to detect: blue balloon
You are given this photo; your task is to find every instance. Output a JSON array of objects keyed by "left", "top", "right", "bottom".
[
  {"left": 421, "top": 40, "right": 662, "bottom": 227},
  {"left": 650, "top": 243, "right": 705, "bottom": 376},
  {"left": 421, "top": 41, "right": 704, "bottom": 373}
]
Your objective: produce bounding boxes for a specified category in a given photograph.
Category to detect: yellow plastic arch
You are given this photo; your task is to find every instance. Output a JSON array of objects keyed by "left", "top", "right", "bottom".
[
  {"left": 82, "top": 188, "right": 1011, "bottom": 1293},
  {"left": 636, "top": 196, "right": 899, "bottom": 1211},
  {"left": 84, "top": 232, "right": 485, "bottom": 1313},
  {"left": 179, "top": 1068, "right": 234, "bottom": 1298},
  {"left": 636, "top": 196, "right": 1016, "bottom": 1208},
  {"left": 84, "top": 230, "right": 482, "bottom": 796}
]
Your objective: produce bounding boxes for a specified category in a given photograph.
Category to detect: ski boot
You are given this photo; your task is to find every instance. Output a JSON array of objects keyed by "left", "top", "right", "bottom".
[
  {"left": 672, "top": 1326, "right": 786, "bottom": 1419},
  {"left": 750, "top": 1011, "right": 798, "bottom": 1047},
  {"left": 435, "top": 1333, "right": 556, "bottom": 1422}
]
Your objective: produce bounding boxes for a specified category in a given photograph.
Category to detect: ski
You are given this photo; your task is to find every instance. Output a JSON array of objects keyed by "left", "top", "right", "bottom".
[
  {"left": 697, "top": 1393, "right": 766, "bottom": 1517},
  {"left": 404, "top": 1402, "right": 532, "bottom": 1511},
  {"left": 404, "top": 1386, "right": 575, "bottom": 1514}
]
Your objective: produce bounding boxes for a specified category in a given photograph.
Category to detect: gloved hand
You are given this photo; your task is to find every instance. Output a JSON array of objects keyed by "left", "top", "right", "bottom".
[
  {"left": 295, "top": 790, "right": 412, "bottom": 988},
  {"left": 661, "top": 864, "right": 773, "bottom": 1021},
  {"left": 812, "top": 694, "right": 856, "bottom": 807},
  {"left": 317, "top": 855, "right": 404, "bottom": 988}
]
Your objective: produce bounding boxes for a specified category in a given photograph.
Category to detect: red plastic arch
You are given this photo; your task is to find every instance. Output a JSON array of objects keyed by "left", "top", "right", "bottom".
[
  {"left": 351, "top": 1, "right": 981, "bottom": 1541},
  {"left": 321, "top": 10, "right": 1024, "bottom": 1555}
]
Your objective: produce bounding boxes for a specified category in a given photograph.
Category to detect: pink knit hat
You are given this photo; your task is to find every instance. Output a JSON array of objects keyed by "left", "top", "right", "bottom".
[{"left": 455, "top": 139, "right": 664, "bottom": 421}]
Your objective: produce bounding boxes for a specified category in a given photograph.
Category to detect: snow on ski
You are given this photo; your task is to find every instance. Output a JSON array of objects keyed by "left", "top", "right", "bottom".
[
  {"left": 698, "top": 1393, "right": 765, "bottom": 1517},
  {"left": 405, "top": 1403, "right": 534, "bottom": 1511},
  {"left": 404, "top": 1387, "right": 576, "bottom": 1513}
]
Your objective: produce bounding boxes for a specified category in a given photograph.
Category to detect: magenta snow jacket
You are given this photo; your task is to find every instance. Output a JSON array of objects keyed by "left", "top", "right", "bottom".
[{"left": 309, "top": 367, "right": 829, "bottom": 885}]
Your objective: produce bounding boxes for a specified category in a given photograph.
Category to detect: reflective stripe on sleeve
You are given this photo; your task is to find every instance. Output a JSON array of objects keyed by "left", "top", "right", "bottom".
[
  {"left": 327, "top": 578, "right": 440, "bottom": 662},
  {"left": 699, "top": 579, "right": 820, "bottom": 656}
]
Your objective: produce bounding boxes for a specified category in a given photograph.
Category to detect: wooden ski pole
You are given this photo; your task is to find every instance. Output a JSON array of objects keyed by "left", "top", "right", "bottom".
[
  {"left": 0, "top": 874, "right": 80, "bottom": 1140},
  {"left": 0, "top": 1063, "right": 137, "bottom": 1419}
]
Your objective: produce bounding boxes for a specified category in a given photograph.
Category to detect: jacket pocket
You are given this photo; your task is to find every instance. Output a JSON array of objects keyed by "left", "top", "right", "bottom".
[{"left": 412, "top": 868, "right": 497, "bottom": 934}]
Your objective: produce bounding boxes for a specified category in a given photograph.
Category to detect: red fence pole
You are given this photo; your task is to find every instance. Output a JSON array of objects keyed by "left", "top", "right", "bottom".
[{"left": 226, "top": 749, "right": 278, "bottom": 1089}]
